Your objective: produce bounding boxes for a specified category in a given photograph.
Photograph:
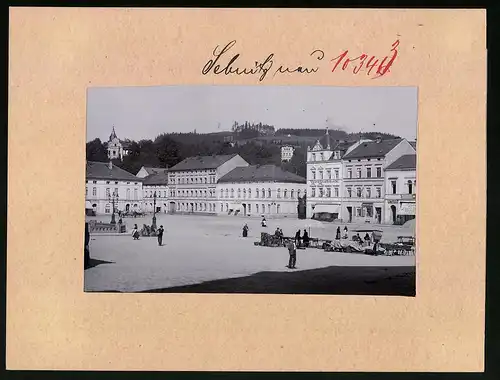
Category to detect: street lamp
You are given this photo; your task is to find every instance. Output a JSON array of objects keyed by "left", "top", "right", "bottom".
[
  {"left": 152, "top": 191, "right": 157, "bottom": 230},
  {"left": 108, "top": 191, "right": 119, "bottom": 225}
]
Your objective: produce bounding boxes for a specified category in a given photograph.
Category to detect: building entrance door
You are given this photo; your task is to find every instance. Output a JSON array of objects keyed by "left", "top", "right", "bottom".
[
  {"left": 242, "top": 204, "right": 247, "bottom": 216},
  {"left": 376, "top": 207, "right": 382, "bottom": 224},
  {"left": 391, "top": 205, "right": 397, "bottom": 224},
  {"left": 347, "top": 207, "right": 353, "bottom": 223}
]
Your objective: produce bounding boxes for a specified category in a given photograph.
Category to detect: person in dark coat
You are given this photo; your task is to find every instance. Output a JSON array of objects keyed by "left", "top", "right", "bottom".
[
  {"left": 302, "top": 229, "right": 310, "bottom": 247},
  {"left": 84, "top": 222, "right": 90, "bottom": 269},
  {"left": 242, "top": 224, "right": 249, "bottom": 237},
  {"left": 336, "top": 226, "right": 341, "bottom": 240},
  {"left": 364, "top": 233, "right": 371, "bottom": 246},
  {"left": 287, "top": 240, "right": 297, "bottom": 269},
  {"left": 295, "top": 230, "right": 301, "bottom": 247},
  {"left": 132, "top": 224, "right": 140, "bottom": 240},
  {"left": 157, "top": 225, "right": 164, "bottom": 246}
]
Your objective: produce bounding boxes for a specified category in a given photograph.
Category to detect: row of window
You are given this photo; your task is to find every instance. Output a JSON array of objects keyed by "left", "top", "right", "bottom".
[
  {"left": 390, "top": 180, "right": 416, "bottom": 195},
  {"left": 144, "top": 190, "right": 168, "bottom": 198},
  {"left": 170, "top": 176, "right": 216, "bottom": 184},
  {"left": 310, "top": 168, "right": 340, "bottom": 180},
  {"left": 310, "top": 186, "right": 383, "bottom": 199},
  {"left": 86, "top": 187, "right": 139, "bottom": 200},
  {"left": 86, "top": 180, "right": 139, "bottom": 185},
  {"left": 171, "top": 189, "right": 217, "bottom": 198},
  {"left": 177, "top": 202, "right": 218, "bottom": 212},
  {"left": 345, "top": 167, "right": 383, "bottom": 179},
  {"left": 219, "top": 188, "right": 303, "bottom": 199},
  {"left": 310, "top": 151, "right": 341, "bottom": 161}
]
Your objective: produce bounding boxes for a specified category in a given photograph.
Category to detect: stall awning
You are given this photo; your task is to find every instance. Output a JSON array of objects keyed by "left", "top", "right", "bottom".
[{"left": 313, "top": 204, "right": 340, "bottom": 214}]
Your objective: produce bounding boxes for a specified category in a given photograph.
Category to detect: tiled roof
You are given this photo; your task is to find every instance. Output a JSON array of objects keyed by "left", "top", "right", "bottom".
[
  {"left": 218, "top": 165, "right": 306, "bottom": 184},
  {"left": 143, "top": 170, "right": 170, "bottom": 185},
  {"left": 169, "top": 154, "right": 238, "bottom": 171},
  {"left": 385, "top": 154, "right": 417, "bottom": 171},
  {"left": 342, "top": 138, "right": 403, "bottom": 159},
  {"left": 86, "top": 161, "right": 142, "bottom": 181}
]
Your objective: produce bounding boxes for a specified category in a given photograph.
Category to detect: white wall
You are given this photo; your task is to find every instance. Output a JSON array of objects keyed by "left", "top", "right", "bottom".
[
  {"left": 215, "top": 181, "right": 306, "bottom": 217},
  {"left": 385, "top": 139, "right": 416, "bottom": 167},
  {"left": 216, "top": 155, "right": 250, "bottom": 180},
  {"left": 85, "top": 178, "right": 143, "bottom": 215},
  {"left": 143, "top": 184, "right": 169, "bottom": 213}
]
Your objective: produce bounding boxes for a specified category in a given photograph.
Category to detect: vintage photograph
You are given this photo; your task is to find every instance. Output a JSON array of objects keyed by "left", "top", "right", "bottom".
[{"left": 84, "top": 86, "right": 417, "bottom": 295}]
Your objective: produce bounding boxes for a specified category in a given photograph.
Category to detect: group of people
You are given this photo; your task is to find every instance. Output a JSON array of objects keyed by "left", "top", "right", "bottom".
[
  {"left": 131, "top": 223, "right": 165, "bottom": 246},
  {"left": 335, "top": 226, "right": 349, "bottom": 240}
]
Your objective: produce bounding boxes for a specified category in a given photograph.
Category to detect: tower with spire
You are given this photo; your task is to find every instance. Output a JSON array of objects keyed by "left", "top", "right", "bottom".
[{"left": 107, "top": 126, "right": 126, "bottom": 161}]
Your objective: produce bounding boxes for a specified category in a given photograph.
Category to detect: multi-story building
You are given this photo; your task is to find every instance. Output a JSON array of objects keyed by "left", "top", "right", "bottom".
[
  {"left": 85, "top": 161, "right": 143, "bottom": 215},
  {"left": 281, "top": 145, "right": 295, "bottom": 162},
  {"left": 341, "top": 137, "right": 416, "bottom": 223},
  {"left": 142, "top": 169, "right": 169, "bottom": 213},
  {"left": 384, "top": 154, "right": 416, "bottom": 224},
  {"left": 167, "top": 154, "right": 249, "bottom": 214},
  {"left": 216, "top": 165, "right": 307, "bottom": 217},
  {"left": 106, "top": 127, "right": 131, "bottom": 161},
  {"left": 306, "top": 128, "right": 360, "bottom": 219},
  {"left": 136, "top": 166, "right": 165, "bottom": 179}
]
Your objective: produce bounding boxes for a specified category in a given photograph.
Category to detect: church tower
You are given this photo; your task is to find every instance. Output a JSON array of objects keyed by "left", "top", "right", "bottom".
[{"left": 107, "top": 126, "right": 124, "bottom": 161}]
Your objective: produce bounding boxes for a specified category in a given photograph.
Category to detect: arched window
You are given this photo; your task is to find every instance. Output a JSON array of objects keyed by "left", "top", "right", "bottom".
[
  {"left": 277, "top": 189, "right": 281, "bottom": 198},
  {"left": 262, "top": 204, "right": 265, "bottom": 213},
  {"left": 221, "top": 203, "right": 223, "bottom": 212},
  {"left": 283, "top": 189, "right": 287, "bottom": 198},
  {"left": 225, "top": 189, "right": 229, "bottom": 198},
  {"left": 408, "top": 180, "right": 413, "bottom": 194},
  {"left": 268, "top": 188, "right": 271, "bottom": 198},
  {"left": 256, "top": 189, "right": 259, "bottom": 198},
  {"left": 238, "top": 188, "right": 241, "bottom": 198},
  {"left": 291, "top": 189, "right": 294, "bottom": 198},
  {"left": 226, "top": 203, "right": 229, "bottom": 212},
  {"left": 105, "top": 203, "right": 111, "bottom": 214},
  {"left": 277, "top": 204, "right": 280, "bottom": 214},
  {"left": 261, "top": 188, "right": 265, "bottom": 198},
  {"left": 231, "top": 189, "right": 235, "bottom": 198},
  {"left": 248, "top": 188, "right": 251, "bottom": 198},
  {"left": 243, "top": 188, "right": 246, "bottom": 198},
  {"left": 220, "top": 189, "right": 223, "bottom": 197}
]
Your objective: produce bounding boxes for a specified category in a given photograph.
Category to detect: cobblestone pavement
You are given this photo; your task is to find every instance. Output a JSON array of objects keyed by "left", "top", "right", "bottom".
[{"left": 84, "top": 214, "right": 416, "bottom": 292}]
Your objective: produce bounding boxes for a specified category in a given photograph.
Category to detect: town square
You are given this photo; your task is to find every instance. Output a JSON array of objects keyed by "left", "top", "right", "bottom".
[{"left": 85, "top": 85, "right": 417, "bottom": 295}]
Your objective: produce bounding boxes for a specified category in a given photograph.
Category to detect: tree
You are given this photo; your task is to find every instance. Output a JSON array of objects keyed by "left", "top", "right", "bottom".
[
  {"left": 282, "top": 147, "right": 307, "bottom": 178},
  {"left": 86, "top": 138, "right": 108, "bottom": 162}
]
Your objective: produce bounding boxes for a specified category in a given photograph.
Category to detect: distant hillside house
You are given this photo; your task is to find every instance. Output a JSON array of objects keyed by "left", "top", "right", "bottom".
[
  {"left": 107, "top": 126, "right": 131, "bottom": 161},
  {"left": 136, "top": 166, "right": 166, "bottom": 179},
  {"left": 142, "top": 169, "right": 170, "bottom": 214},
  {"left": 281, "top": 145, "right": 295, "bottom": 162},
  {"left": 167, "top": 154, "right": 249, "bottom": 214},
  {"left": 86, "top": 161, "right": 143, "bottom": 215},
  {"left": 217, "top": 164, "right": 307, "bottom": 217}
]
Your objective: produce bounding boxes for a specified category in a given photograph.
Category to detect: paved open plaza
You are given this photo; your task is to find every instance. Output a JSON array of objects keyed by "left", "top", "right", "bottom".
[{"left": 84, "top": 214, "right": 416, "bottom": 294}]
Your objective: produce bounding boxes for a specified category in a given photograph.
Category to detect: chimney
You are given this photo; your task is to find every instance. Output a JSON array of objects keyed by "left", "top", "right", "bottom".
[
  {"left": 108, "top": 161, "right": 113, "bottom": 170},
  {"left": 376, "top": 135, "right": 382, "bottom": 144}
]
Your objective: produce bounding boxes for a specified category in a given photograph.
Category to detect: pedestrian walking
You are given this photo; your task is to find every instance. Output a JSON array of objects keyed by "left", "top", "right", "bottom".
[
  {"left": 132, "top": 224, "right": 140, "bottom": 240},
  {"left": 302, "top": 229, "right": 310, "bottom": 247},
  {"left": 242, "top": 223, "right": 249, "bottom": 237},
  {"left": 287, "top": 240, "right": 297, "bottom": 269},
  {"left": 261, "top": 217, "right": 267, "bottom": 227},
  {"left": 157, "top": 225, "right": 164, "bottom": 246},
  {"left": 295, "top": 230, "right": 301, "bottom": 247}
]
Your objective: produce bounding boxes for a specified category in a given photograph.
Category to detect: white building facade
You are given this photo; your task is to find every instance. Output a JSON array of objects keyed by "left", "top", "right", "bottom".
[
  {"left": 86, "top": 161, "right": 143, "bottom": 215},
  {"left": 167, "top": 154, "right": 249, "bottom": 214},
  {"left": 384, "top": 154, "right": 417, "bottom": 225},
  {"left": 341, "top": 138, "right": 416, "bottom": 224},
  {"left": 281, "top": 145, "right": 295, "bottom": 162},
  {"left": 216, "top": 165, "right": 307, "bottom": 217},
  {"left": 306, "top": 129, "right": 361, "bottom": 220},
  {"left": 142, "top": 169, "right": 170, "bottom": 214}
]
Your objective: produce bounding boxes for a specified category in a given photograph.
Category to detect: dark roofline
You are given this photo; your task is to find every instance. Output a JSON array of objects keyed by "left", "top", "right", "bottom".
[
  {"left": 168, "top": 153, "right": 238, "bottom": 171},
  {"left": 342, "top": 138, "right": 403, "bottom": 159},
  {"left": 86, "top": 161, "right": 144, "bottom": 181}
]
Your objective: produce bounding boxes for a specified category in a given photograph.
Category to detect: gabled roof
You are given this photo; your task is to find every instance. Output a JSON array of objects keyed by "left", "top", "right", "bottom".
[
  {"left": 143, "top": 170, "right": 170, "bottom": 185},
  {"left": 86, "top": 161, "right": 142, "bottom": 182},
  {"left": 410, "top": 141, "right": 417, "bottom": 150},
  {"left": 385, "top": 154, "right": 417, "bottom": 171},
  {"left": 143, "top": 167, "right": 165, "bottom": 175},
  {"left": 218, "top": 165, "right": 306, "bottom": 184},
  {"left": 169, "top": 154, "right": 238, "bottom": 171},
  {"left": 342, "top": 138, "right": 403, "bottom": 159}
]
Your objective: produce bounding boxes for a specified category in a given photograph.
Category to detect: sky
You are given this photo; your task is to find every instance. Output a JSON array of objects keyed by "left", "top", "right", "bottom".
[{"left": 86, "top": 86, "right": 417, "bottom": 142}]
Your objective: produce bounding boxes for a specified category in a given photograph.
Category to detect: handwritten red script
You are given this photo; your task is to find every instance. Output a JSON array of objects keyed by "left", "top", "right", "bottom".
[
  {"left": 331, "top": 40, "right": 400, "bottom": 79},
  {"left": 201, "top": 39, "right": 400, "bottom": 81}
]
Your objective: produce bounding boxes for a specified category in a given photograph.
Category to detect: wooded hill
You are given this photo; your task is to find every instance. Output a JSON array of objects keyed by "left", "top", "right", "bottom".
[{"left": 86, "top": 122, "right": 401, "bottom": 179}]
